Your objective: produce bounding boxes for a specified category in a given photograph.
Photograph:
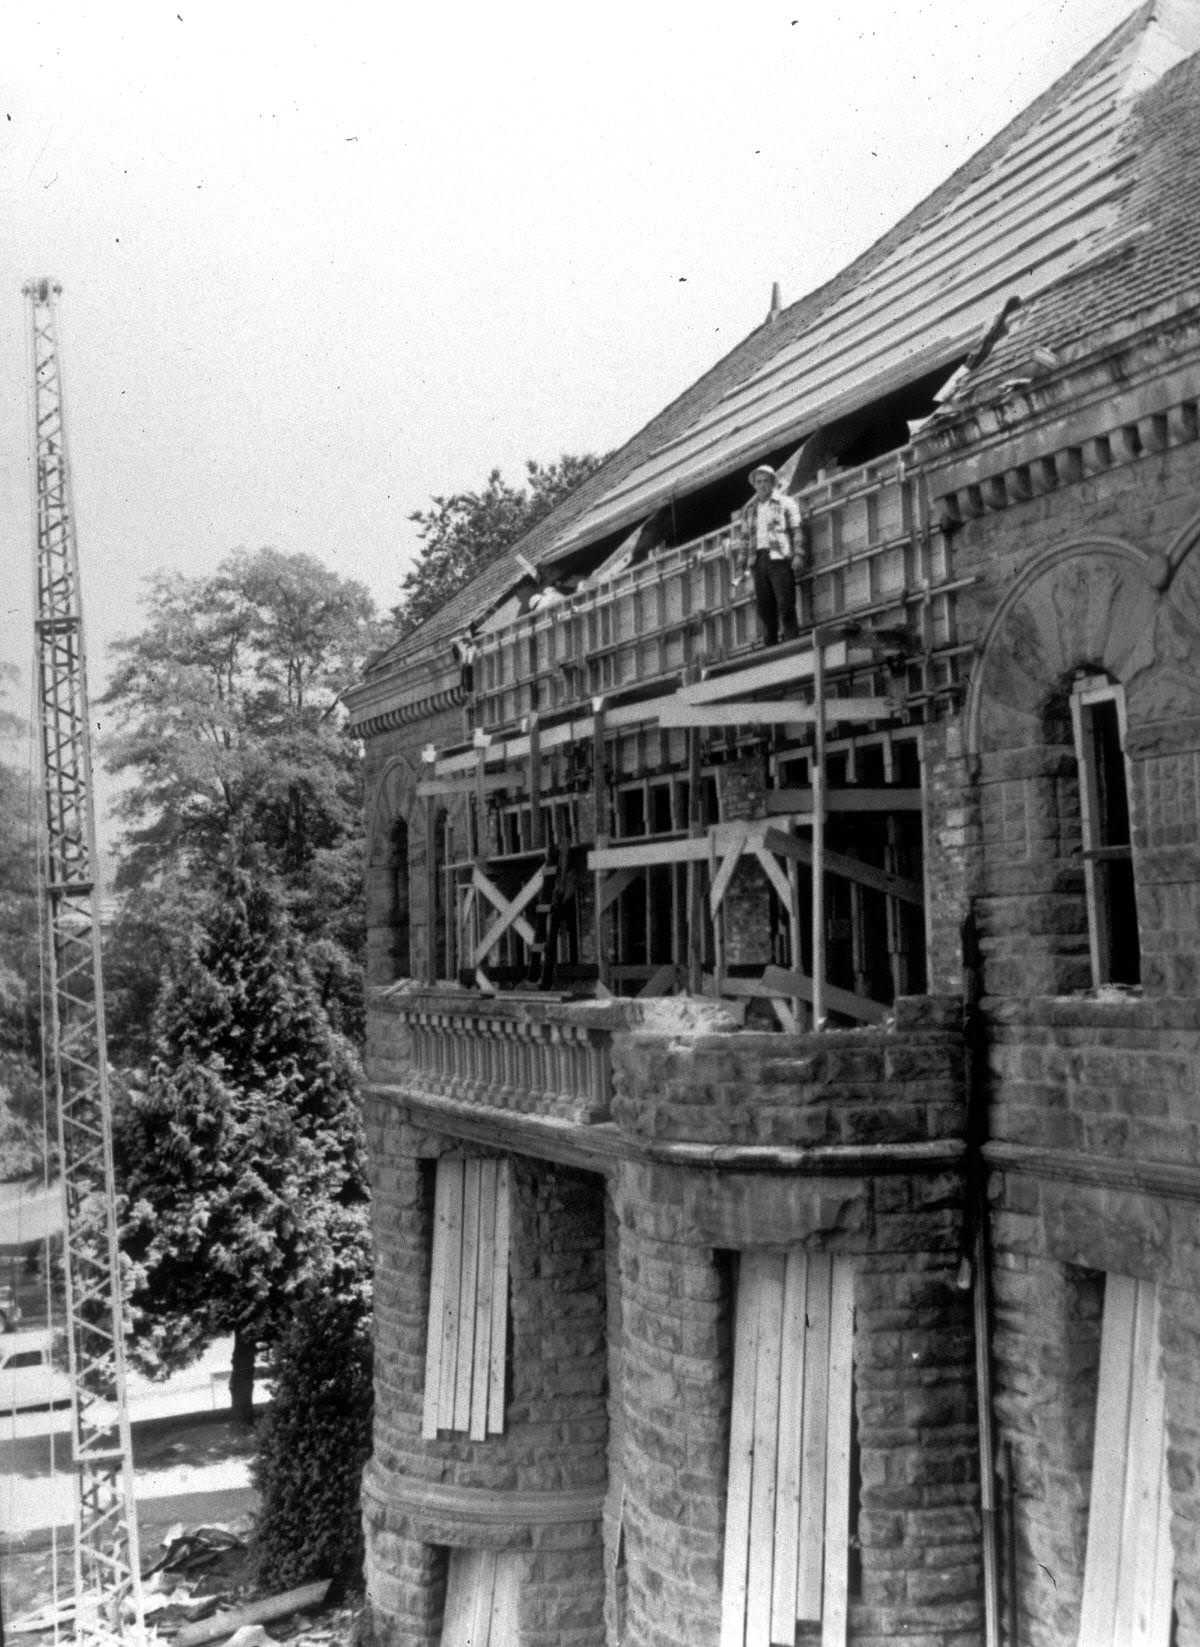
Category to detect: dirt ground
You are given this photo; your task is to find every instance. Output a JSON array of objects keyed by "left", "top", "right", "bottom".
[{"left": 1, "top": 1414, "right": 362, "bottom": 1644}]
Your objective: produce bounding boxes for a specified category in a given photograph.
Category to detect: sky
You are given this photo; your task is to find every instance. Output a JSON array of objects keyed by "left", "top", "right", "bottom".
[{"left": 0, "top": 0, "right": 1140, "bottom": 836}]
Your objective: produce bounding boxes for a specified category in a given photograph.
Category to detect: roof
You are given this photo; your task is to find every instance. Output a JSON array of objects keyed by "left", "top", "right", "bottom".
[{"left": 367, "top": 2, "right": 1200, "bottom": 680}]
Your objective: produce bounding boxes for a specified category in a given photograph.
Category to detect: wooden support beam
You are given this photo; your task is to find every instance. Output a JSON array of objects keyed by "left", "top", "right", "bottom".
[
  {"left": 761, "top": 828, "right": 923, "bottom": 906},
  {"left": 767, "top": 787, "right": 923, "bottom": 814},
  {"left": 590, "top": 835, "right": 711, "bottom": 870},
  {"left": 417, "top": 772, "right": 526, "bottom": 799},
  {"left": 812, "top": 640, "right": 828, "bottom": 1030},
  {"left": 528, "top": 716, "right": 543, "bottom": 849},
  {"left": 708, "top": 831, "right": 748, "bottom": 918},
  {"left": 681, "top": 640, "right": 860, "bottom": 704},
  {"left": 471, "top": 866, "right": 539, "bottom": 952},
  {"left": 760, "top": 965, "right": 890, "bottom": 1025},
  {"left": 597, "top": 863, "right": 643, "bottom": 914},
  {"left": 658, "top": 698, "right": 892, "bottom": 729}
]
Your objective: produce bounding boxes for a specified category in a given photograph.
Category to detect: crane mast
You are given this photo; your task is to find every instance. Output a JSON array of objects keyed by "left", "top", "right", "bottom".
[{"left": 26, "top": 277, "right": 144, "bottom": 1647}]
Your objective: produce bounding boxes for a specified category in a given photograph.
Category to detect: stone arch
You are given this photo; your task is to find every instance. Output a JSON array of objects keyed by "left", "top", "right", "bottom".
[
  {"left": 964, "top": 537, "right": 1162, "bottom": 766},
  {"left": 366, "top": 755, "right": 418, "bottom": 985}
]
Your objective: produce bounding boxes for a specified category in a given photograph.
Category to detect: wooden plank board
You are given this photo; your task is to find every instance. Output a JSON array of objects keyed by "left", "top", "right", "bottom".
[
  {"left": 490, "top": 1551, "right": 521, "bottom": 1647},
  {"left": 760, "top": 966, "right": 891, "bottom": 1026},
  {"left": 767, "top": 787, "right": 923, "bottom": 815},
  {"left": 1079, "top": 1273, "right": 1137, "bottom": 1642},
  {"left": 709, "top": 833, "right": 748, "bottom": 918},
  {"left": 750, "top": 844, "right": 793, "bottom": 911},
  {"left": 597, "top": 863, "right": 643, "bottom": 913},
  {"left": 440, "top": 1548, "right": 479, "bottom": 1647},
  {"left": 471, "top": 1548, "right": 497, "bottom": 1647},
  {"left": 747, "top": 1255, "right": 786, "bottom": 1647},
  {"left": 422, "top": 1157, "right": 455, "bottom": 1440},
  {"left": 680, "top": 643, "right": 852, "bottom": 703},
  {"left": 471, "top": 867, "right": 537, "bottom": 946},
  {"left": 472, "top": 867, "right": 545, "bottom": 963},
  {"left": 721, "top": 1257, "right": 760, "bottom": 1647},
  {"left": 1120, "top": 1280, "right": 1170, "bottom": 1647},
  {"left": 659, "top": 699, "right": 892, "bottom": 729},
  {"left": 797, "top": 1255, "right": 831, "bottom": 1623},
  {"left": 761, "top": 829, "right": 923, "bottom": 906},
  {"left": 470, "top": 1161, "right": 498, "bottom": 1441},
  {"left": 487, "top": 1159, "right": 511, "bottom": 1435},
  {"left": 453, "top": 1159, "right": 482, "bottom": 1432},
  {"left": 771, "top": 1254, "right": 809, "bottom": 1644},
  {"left": 437, "top": 1158, "right": 466, "bottom": 1432},
  {"left": 590, "top": 836, "right": 711, "bottom": 870},
  {"left": 821, "top": 1259, "right": 855, "bottom": 1647},
  {"left": 416, "top": 772, "right": 526, "bottom": 798}
]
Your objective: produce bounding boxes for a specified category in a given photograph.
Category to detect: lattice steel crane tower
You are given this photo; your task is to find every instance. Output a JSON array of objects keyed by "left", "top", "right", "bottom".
[{"left": 25, "top": 277, "right": 145, "bottom": 1647}]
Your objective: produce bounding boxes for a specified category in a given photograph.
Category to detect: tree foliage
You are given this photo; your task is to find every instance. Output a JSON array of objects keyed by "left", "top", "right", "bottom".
[
  {"left": 114, "top": 864, "right": 368, "bottom": 1423},
  {"left": 251, "top": 1281, "right": 373, "bottom": 1589},
  {"left": 102, "top": 548, "right": 384, "bottom": 1053},
  {"left": 391, "top": 453, "right": 608, "bottom": 637},
  {"left": 0, "top": 672, "right": 46, "bottom": 1178}
]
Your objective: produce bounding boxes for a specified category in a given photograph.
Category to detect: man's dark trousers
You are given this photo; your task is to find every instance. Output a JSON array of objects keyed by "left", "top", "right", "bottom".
[{"left": 753, "top": 553, "right": 799, "bottom": 646}]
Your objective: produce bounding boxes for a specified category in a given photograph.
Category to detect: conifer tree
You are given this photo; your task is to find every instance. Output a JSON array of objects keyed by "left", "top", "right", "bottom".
[{"left": 115, "top": 861, "right": 367, "bottom": 1423}]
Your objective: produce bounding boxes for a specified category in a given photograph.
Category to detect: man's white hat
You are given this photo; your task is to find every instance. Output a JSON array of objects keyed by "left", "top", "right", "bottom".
[{"left": 750, "top": 464, "right": 776, "bottom": 482}]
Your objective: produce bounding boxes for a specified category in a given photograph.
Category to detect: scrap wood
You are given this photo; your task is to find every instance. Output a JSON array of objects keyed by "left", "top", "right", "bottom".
[
  {"left": 174, "top": 1580, "right": 332, "bottom": 1647},
  {"left": 8, "top": 1598, "right": 76, "bottom": 1635}
]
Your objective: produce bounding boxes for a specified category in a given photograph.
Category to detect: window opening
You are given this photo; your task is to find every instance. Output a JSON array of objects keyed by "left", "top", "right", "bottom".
[{"left": 1071, "top": 680, "right": 1140, "bottom": 987}]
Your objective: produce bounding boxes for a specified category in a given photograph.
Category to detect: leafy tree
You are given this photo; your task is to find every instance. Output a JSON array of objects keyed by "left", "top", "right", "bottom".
[
  {"left": 102, "top": 547, "right": 384, "bottom": 1052},
  {"left": 392, "top": 452, "right": 608, "bottom": 637},
  {"left": 114, "top": 863, "right": 367, "bottom": 1423},
  {"left": 0, "top": 672, "right": 46, "bottom": 1178}
]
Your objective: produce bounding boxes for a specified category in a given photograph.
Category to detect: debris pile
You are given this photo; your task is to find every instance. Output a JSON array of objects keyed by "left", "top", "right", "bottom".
[{"left": 7, "top": 1522, "right": 358, "bottom": 1647}]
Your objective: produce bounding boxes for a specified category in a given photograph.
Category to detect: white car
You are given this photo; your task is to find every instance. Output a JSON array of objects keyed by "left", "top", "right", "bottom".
[{"left": 0, "top": 1330, "right": 72, "bottom": 1411}]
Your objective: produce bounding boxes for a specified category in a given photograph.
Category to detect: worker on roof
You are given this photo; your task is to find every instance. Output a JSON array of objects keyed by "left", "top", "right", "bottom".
[{"left": 732, "top": 464, "right": 805, "bottom": 648}]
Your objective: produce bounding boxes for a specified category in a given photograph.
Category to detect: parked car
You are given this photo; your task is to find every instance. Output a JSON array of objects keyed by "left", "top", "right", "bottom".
[
  {"left": 0, "top": 1285, "right": 21, "bottom": 1334},
  {"left": 0, "top": 1330, "right": 71, "bottom": 1411}
]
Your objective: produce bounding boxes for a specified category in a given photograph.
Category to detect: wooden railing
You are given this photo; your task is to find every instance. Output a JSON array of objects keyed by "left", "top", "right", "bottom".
[
  {"left": 393, "top": 997, "right": 615, "bottom": 1125},
  {"left": 472, "top": 451, "right": 964, "bottom": 730}
]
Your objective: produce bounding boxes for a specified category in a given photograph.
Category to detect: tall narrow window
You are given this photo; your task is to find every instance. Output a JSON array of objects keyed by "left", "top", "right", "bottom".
[
  {"left": 1078, "top": 1274, "right": 1174, "bottom": 1644},
  {"left": 721, "top": 1252, "right": 854, "bottom": 1647},
  {"left": 1071, "top": 679, "right": 1140, "bottom": 986}
]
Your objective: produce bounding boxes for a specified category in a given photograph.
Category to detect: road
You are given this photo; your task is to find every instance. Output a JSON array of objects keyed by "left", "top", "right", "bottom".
[{"left": 1, "top": 1337, "right": 263, "bottom": 1546}]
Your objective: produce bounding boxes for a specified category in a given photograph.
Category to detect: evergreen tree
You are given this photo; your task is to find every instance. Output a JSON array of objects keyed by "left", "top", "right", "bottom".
[{"left": 114, "top": 863, "right": 367, "bottom": 1423}]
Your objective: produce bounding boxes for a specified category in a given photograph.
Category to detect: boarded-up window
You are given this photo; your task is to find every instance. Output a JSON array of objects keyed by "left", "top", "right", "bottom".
[
  {"left": 423, "top": 1157, "right": 511, "bottom": 1440},
  {"left": 441, "top": 1548, "right": 520, "bottom": 1647},
  {"left": 1078, "top": 1274, "right": 1174, "bottom": 1646},
  {"left": 720, "top": 1252, "right": 854, "bottom": 1647}
]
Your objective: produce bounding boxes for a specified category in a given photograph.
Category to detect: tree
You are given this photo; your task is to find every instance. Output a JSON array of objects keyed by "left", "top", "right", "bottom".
[
  {"left": 392, "top": 452, "right": 608, "bottom": 637},
  {"left": 114, "top": 863, "right": 367, "bottom": 1424},
  {"left": 252, "top": 1273, "right": 373, "bottom": 1589},
  {"left": 102, "top": 547, "right": 385, "bottom": 1052},
  {"left": 0, "top": 671, "right": 46, "bottom": 1178}
]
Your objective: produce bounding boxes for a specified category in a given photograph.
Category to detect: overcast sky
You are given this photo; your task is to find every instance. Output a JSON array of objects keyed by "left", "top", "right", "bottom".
[{"left": 1, "top": 0, "right": 1138, "bottom": 816}]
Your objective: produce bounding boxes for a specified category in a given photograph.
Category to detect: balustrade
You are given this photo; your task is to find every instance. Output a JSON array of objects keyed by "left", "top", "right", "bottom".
[{"left": 393, "top": 997, "right": 615, "bottom": 1125}]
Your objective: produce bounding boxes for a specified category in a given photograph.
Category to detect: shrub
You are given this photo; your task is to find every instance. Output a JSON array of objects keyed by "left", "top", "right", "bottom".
[{"left": 251, "top": 1286, "right": 373, "bottom": 1589}]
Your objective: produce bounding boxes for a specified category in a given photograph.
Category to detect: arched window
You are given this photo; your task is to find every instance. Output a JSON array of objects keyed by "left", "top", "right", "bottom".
[{"left": 389, "top": 818, "right": 411, "bottom": 978}]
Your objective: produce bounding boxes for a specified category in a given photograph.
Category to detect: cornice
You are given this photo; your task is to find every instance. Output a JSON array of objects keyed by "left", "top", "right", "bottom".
[{"left": 985, "top": 1140, "right": 1200, "bottom": 1203}]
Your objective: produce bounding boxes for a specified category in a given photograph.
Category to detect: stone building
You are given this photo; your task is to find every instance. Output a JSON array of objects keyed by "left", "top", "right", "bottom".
[{"left": 345, "top": 7, "right": 1200, "bottom": 1644}]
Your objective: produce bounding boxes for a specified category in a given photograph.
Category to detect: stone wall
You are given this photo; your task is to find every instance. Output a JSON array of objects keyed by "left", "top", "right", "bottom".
[
  {"left": 612, "top": 995, "right": 964, "bottom": 1150},
  {"left": 363, "top": 1102, "right": 609, "bottom": 1647}
]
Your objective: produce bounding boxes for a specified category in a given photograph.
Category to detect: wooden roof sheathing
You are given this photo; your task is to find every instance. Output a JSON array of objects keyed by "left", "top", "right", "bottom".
[
  {"left": 549, "top": 43, "right": 1138, "bottom": 550},
  {"left": 362, "top": 4, "right": 1200, "bottom": 683}
]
